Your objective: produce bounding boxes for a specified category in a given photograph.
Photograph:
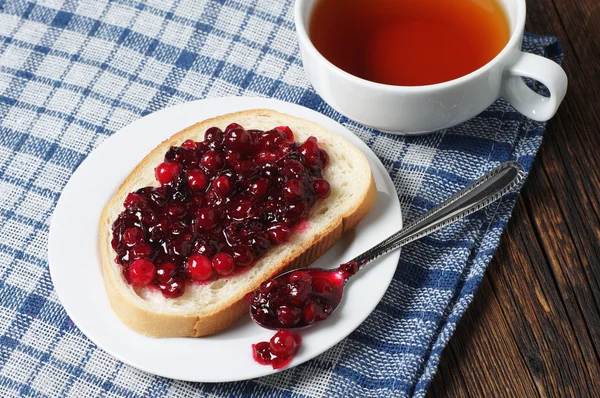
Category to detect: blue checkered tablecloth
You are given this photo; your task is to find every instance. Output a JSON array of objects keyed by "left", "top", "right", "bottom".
[{"left": 0, "top": 0, "right": 563, "bottom": 397}]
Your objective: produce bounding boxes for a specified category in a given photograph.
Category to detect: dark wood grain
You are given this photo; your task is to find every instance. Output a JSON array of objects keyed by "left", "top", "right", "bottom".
[
  {"left": 430, "top": 263, "right": 540, "bottom": 397},
  {"left": 428, "top": 0, "right": 600, "bottom": 396}
]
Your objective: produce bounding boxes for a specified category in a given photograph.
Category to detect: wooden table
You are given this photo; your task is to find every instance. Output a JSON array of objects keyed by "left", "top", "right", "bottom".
[{"left": 429, "top": 0, "right": 600, "bottom": 396}]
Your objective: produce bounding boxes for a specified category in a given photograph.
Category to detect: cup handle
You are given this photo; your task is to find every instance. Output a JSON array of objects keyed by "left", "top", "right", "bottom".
[{"left": 501, "top": 51, "right": 568, "bottom": 121}]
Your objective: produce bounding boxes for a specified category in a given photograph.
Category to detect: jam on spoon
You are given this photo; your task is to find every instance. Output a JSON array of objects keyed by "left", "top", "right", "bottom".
[{"left": 249, "top": 262, "right": 361, "bottom": 329}]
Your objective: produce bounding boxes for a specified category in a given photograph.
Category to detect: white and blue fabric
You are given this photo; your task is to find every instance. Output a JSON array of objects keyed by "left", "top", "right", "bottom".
[{"left": 0, "top": 0, "right": 563, "bottom": 397}]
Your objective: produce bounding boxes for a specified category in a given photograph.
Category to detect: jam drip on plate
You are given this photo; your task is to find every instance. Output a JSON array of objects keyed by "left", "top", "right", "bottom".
[
  {"left": 252, "top": 330, "right": 302, "bottom": 369},
  {"left": 111, "top": 123, "right": 331, "bottom": 298}
]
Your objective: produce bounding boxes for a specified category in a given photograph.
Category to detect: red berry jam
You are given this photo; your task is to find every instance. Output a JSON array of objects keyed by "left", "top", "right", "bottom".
[
  {"left": 250, "top": 262, "right": 362, "bottom": 329},
  {"left": 111, "top": 125, "right": 330, "bottom": 298},
  {"left": 252, "top": 330, "right": 302, "bottom": 369}
]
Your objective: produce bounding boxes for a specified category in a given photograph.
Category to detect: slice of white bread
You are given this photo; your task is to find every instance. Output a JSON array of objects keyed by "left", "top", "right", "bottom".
[{"left": 100, "top": 109, "right": 376, "bottom": 337}]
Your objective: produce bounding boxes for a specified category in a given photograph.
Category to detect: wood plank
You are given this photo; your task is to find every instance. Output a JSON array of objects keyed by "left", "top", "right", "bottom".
[
  {"left": 548, "top": 0, "right": 600, "bottom": 77},
  {"left": 525, "top": 155, "right": 600, "bottom": 360},
  {"left": 525, "top": 0, "right": 600, "bottom": 364},
  {"left": 428, "top": 269, "right": 539, "bottom": 398},
  {"left": 428, "top": 345, "right": 470, "bottom": 398},
  {"left": 486, "top": 195, "right": 600, "bottom": 396},
  {"left": 431, "top": 190, "right": 600, "bottom": 396}
]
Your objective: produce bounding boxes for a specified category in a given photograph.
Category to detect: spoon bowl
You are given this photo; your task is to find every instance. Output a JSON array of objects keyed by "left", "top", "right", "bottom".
[{"left": 249, "top": 265, "right": 358, "bottom": 331}]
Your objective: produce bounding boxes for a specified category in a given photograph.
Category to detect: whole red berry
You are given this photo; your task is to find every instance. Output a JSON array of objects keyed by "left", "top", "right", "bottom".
[
  {"left": 283, "top": 179, "right": 306, "bottom": 202},
  {"left": 249, "top": 178, "right": 271, "bottom": 199},
  {"left": 204, "top": 127, "right": 224, "bottom": 146},
  {"left": 298, "top": 137, "right": 319, "bottom": 161},
  {"left": 212, "top": 252, "right": 235, "bottom": 276},
  {"left": 196, "top": 208, "right": 218, "bottom": 230},
  {"left": 181, "top": 139, "right": 197, "bottom": 149},
  {"left": 165, "top": 203, "right": 186, "bottom": 218},
  {"left": 285, "top": 202, "right": 306, "bottom": 224},
  {"left": 129, "top": 243, "right": 154, "bottom": 260},
  {"left": 313, "top": 178, "right": 331, "bottom": 199},
  {"left": 276, "top": 305, "right": 302, "bottom": 327},
  {"left": 269, "top": 330, "right": 300, "bottom": 357},
  {"left": 194, "top": 239, "right": 217, "bottom": 258},
  {"left": 156, "top": 262, "right": 177, "bottom": 284},
  {"left": 128, "top": 259, "right": 156, "bottom": 286},
  {"left": 123, "top": 193, "right": 147, "bottom": 209},
  {"left": 224, "top": 128, "right": 252, "bottom": 153},
  {"left": 230, "top": 245, "right": 255, "bottom": 267},
  {"left": 159, "top": 277, "right": 185, "bottom": 298},
  {"left": 259, "top": 279, "right": 281, "bottom": 294},
  {"left": 228, "top": 195, "right": 254, "bottom": 219},
  {"left": 213, "top": 175, "right": 233, "bottom": 197},
  {"left": 185, "top": 254, "right": 213, "bottom": 281},
  {"left": 187, "top": 168, "right": 208, "bottom": 191},
  {"left": 288, "top": 280, "right": 311, "bottom": 305},
  {"left": 200, "top": 150, "right": 224, "bottom": 170},
  {"left": 122, "top": 227, "right": 144, "bottom": 247},
  {"left": 289, "top": 271, "right": 312, "bottom": 285},
  {"left": 258, "top": 129, "right": 285, "bottom": 151},
  {"left": 283, "top": 159, "right": 306, "bottom": 178},
  {"left": 225, "top": 123, "right": 243, "bottom": 133},
  {"left": 224, "top": 151, "right": 241, "bottom": 166},
  {"left": 155, "top": 162, "right": 181, "bottom": 184},
  {"left": 267, "top": 223, "right": 291, "bottom": 244}
]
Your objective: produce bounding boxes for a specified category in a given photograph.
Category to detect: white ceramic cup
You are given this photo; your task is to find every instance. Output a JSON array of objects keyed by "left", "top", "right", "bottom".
[{"left": 295, "top": 0, "right": 568, "bottom": 134}]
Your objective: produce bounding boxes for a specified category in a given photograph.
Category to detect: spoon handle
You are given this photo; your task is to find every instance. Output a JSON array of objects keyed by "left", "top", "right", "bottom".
[{"left": 349, "top": 161, "right": 526, "bottom": 269}]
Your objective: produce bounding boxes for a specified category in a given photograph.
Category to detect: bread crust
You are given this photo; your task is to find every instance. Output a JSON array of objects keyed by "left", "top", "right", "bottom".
[{"left": 100, "top": 109, "right": 376, "bottom": 337}]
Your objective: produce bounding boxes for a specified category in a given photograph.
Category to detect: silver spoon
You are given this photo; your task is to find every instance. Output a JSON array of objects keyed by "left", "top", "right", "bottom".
[{"left": 249, "top": 161, "right": 526, "bottom": 330}]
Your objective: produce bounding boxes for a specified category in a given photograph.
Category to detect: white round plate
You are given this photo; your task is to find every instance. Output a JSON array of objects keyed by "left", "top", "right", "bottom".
[{"left": 49, "top": 97, "right": 401, "bottom": 382}]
